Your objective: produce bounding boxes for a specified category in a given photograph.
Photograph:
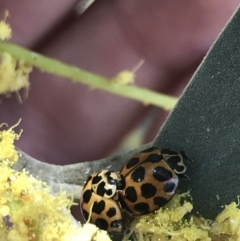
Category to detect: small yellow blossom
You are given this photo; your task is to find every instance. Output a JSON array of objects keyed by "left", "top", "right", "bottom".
[
  {"left": 111, "top": 70, "right": 135, "bottom": 85},
  {"left": 111, "top": 59, "right": 144, "bottom": 85},
  {"left": 0, "top": 11, "right": 12, "bottom": 41},
  {"left": 133, "top": 194, "right": 197, "bottom": 241},
  {"left": 0, "top": 205, "right": 10, "bottom": 216},
  {"left": 0, "top": 53, "right": 32, "bottom": 95},
  {"left": 211, "top": 199, "right": 240, "bottom": 237},
  {"left": 8, "top": 229, "right": 28, "bottom": 241},
  {"left": 130, "top": 194, "right": 240, "bottom": 241},
  {"left": 81, "top": 223, "right": 111, "bottom": 241},
  {"left": 93, "top": 228, "right": 112, "bottom": 241},
  {"left": 0, "top": 119, "right": 22, "bottom": 165},
  {"left": 171, "top": 202, "right": 193, "bottom": 222},
  {"left": 178, "top": 226, "right": 210, "bottom": 241}
]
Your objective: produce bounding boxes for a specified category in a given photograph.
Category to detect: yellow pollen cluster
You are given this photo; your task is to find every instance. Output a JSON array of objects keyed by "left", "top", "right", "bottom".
[
  {"left": 0, "top": 53, "right": 32, "bottom": 95},
  {"left": 0, "top": 123, "right": 112, "bottom": 241},
  {"left": 128, "top": 193, "right": 240, "bottom": 241},
  {"left": 0, "top": 11, "right": 12, "bottom": 41},
  {"left": 0, "top": 11, "right": 32, "bottom": 97},
  {"left": 0, "top": 120, "right": 22, "bottom": 165}
]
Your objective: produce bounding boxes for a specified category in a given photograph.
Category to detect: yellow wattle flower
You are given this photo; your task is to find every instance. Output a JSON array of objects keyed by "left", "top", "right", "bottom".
[{"left": 0, "top": 11, "right": 12, "bottom": 41}]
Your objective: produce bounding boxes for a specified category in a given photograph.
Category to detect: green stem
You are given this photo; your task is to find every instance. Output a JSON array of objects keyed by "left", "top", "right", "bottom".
[{"left": 0, "top": 41, "right": 178, "bottom": 110}]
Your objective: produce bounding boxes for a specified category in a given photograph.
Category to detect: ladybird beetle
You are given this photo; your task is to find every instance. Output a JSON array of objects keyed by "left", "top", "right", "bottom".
[
  {"left": 80, "top": 170, "right": 123, "bottom": 232},
  {"left": 80, "top": 147, "right": 192, "bottom": 233}
]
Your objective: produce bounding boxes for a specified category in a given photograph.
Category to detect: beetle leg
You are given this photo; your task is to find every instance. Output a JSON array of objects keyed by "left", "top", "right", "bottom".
[{"left": 114, "top": 190, "right": 125, "bottom": 200}]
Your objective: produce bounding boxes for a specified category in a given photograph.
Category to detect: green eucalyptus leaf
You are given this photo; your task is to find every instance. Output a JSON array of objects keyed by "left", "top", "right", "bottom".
[{"left": 154, "top": 7, "right": 240, "bottom": 219}]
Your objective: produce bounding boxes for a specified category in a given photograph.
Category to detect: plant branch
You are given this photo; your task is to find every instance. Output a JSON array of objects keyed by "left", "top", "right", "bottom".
[
  {"left": 0, "top": 41, "right": 177, "bottom": 110},
  {"left": 13, "top": 143, "right": 152, "bottom": 201}
]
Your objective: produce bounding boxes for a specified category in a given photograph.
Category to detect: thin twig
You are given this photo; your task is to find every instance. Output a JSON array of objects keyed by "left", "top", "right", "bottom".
[{"left": 0, "top": 41, "right": 177, "bottom": 110}]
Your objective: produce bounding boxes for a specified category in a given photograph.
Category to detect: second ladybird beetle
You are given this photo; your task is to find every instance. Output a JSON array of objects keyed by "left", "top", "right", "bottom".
[{"left": 80, "top": 147, "right": 192, "bottom": 233}]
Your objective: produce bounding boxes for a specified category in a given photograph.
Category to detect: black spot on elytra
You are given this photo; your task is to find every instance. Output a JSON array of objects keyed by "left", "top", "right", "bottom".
[
  {"left": 83, "top": 175, "right": 92, "bottom": 188},
  {"left": 153, "top": 166, "right": 172, "bottom": 182},
  {"left": 163, "top": 182, "right": 176, "bottom": 193},
  {"left": 92, "top": 200, "right": 105, "bottom": 214},
  {"left": 106, "top": 189, "right": 113, "bottom": 196},
  {"left": 96, "top": 181, "right": 106, "bottom": 196},
  {"left": 81, "top": 209, "right": 89, "bottom": 221},
  {"left": 110, "top": 219, "right": 122, "bottom": 228},
  {"left": 106, "top": 207, "right": 117, "bottom": 218},
  {"left": 82, "top": 190, "right": 92, "bottom": 203},
  {"left": 126, "top": 157, "right": 140, "bottom": 169},
  {"left": 145, "top": 154, "right": 163, "bottom": 163},
  {"left": 131, "top": 166, "right": 145, "bottom": 182},
  {"left": 141, "top": 183, "right": 157, "bottom": 199},
  {"left": 92, "top": 175, "right": 102, "bottom": 185},
  {"left": 140, "top": 147, "right": 158, "bottom": 153},
  {"left": 134, "top": 202, "right": 150, "bottom": 213},
  {"left": 125, "top": 186, "right": 137, "bottom": 202},
  {"left": 95, "top": 218, "right": 108, "bottom": 230},
  {"left": 153, "top": 196, "right": 169, "bottom": 206}
]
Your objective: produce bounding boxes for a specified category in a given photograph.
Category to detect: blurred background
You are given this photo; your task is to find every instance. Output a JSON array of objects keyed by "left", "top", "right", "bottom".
[{"left": 0, "top": 1, "right": 238, "bottom": 165}]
